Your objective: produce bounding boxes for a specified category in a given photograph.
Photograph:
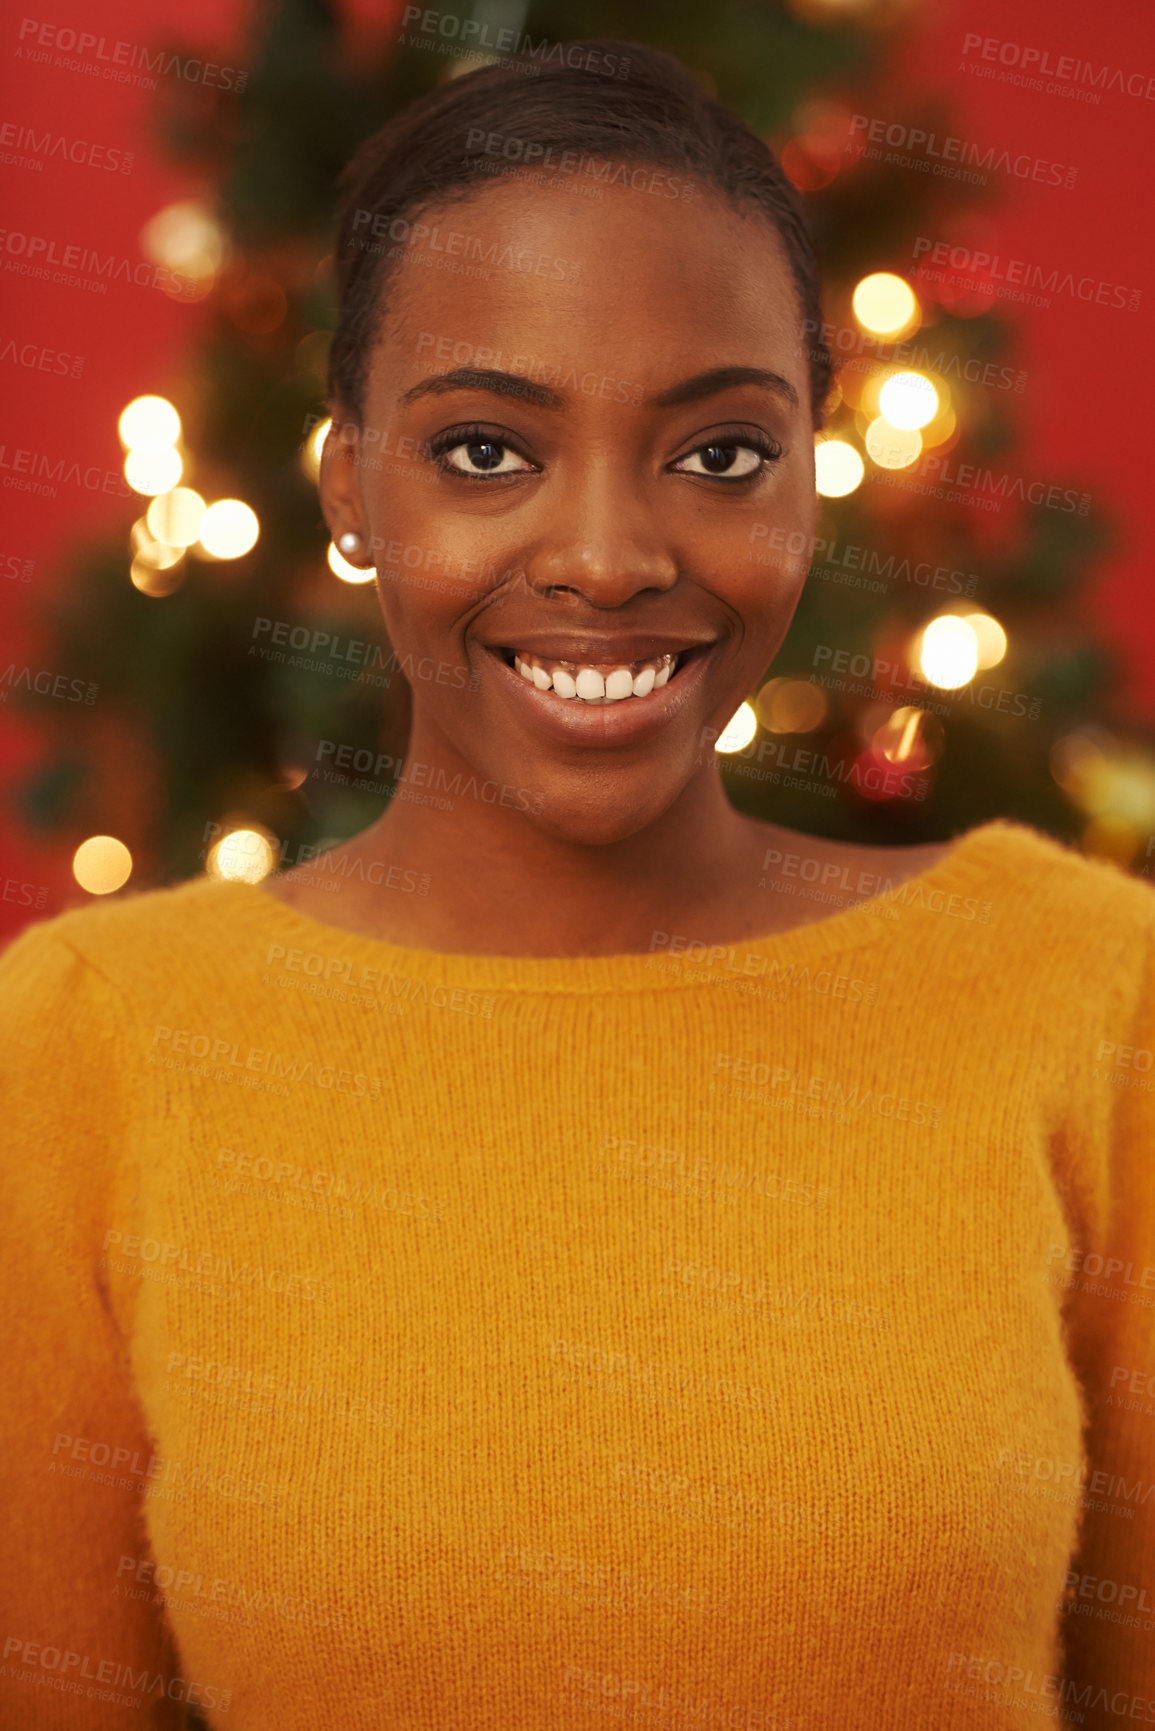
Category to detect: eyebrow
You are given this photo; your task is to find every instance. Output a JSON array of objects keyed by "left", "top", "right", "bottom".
[{"left": 397, "top": 364, "right": 800, "bottom": 412}]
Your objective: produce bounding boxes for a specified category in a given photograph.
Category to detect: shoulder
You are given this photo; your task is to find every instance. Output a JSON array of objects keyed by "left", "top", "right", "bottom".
[
  {"left": 0, "top": 872, "right": 255, "bottom": 1005},
  {"left": 965, "top": 817, "right": 1155, "bottom": 940}
]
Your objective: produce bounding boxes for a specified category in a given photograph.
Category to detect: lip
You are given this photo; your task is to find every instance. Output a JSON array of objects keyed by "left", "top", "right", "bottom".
[{"left": 481, "top": 640, "right": 717, "bottom": 749}]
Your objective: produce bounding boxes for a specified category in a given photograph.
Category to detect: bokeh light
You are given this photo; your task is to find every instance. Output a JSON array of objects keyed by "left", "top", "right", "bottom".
[
  {"left": 852, "top": 273, "right": 919, "bottom": 338},
  {"left": 198, "top": 500, "right": 259, "bottom": 559},
  {"left": 965, "top": 613, "right": 1007, "bottom": 671},
  {"left": 118, "top": 395, "right": 180, "bottom": 448},
  {"left": 146, "top": 488, "right": 206, "bottom": 548},
  {"left": 328, "top": 541, "right": 375, "bottom": 584},
  {"left": 864, "top": 418, "right": 922, "bottom": 469},
  {"left": 130, "top": 520, "right": 184, "bottom": 567},
  {"left": 878, "top": 371, "right": 938, "bottom": 430},
  {"left": 872, "top": 706, "right": 945, "bottom": 771},
  {"left": 206, "top": 827, "right": 278, "bottom": 884},
  {"left": 755, "top": 678, "right": 828, "bottom": 733},
  {"left": 73, "top": 835, "right": 133, "bottom": 894},
  {"left": 301, "top": 417, "right": 330, "bottom": 483},
  {"left": 917, "top": 616, "right": 979, "bottom": 688},
  {"left": 124, "top": 442, "right": 183, "bottom": 496},
  {"left": 815, "top": 438, "right": 864, "bottom": 497},
  {"left": 715, "top": 702, "right": 758, "bottom": 753},
  {"left": 140, "top": 201, "right": 225, "bottom": 296},
  {"left": 130, "top": 555, "right": 186, "bottom": 597}
]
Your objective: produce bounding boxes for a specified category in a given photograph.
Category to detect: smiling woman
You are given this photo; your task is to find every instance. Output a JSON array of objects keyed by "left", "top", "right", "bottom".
[{"left": 2, "top": 37, "right": 1154, "bottom": 1731}]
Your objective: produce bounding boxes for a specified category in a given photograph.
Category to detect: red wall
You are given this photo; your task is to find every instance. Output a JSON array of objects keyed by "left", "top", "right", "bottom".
[{"left": 894, "top": 0, "right": 1155, "bottom": 710}]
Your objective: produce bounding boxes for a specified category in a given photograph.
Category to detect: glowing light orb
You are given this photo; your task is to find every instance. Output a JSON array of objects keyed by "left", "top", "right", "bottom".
[
  {"left": 207, "top": 828, "right": 278, "bottom": 884},
  {"left": 878, "top": 371, "right": 938, "bottom": 430},
  {"left": 199, "top": 500, "right": 259, "bottom": 559},
  {"left": 865, "top": 418, "right": 922, "bottom": 469},
  {"left": 918, "top": 616, "right": 979, "bottom": 688},
  {"left": 715, "top": 702, "right": 758, "bottom": 753},
  {"left": 328, "top": 541, "right": 375, "bottom": 584},
  {"left": 146, "top": 488, "right": 206, "bottom": 548},
  {"left": 852, "top": 273, "right": 918, "bottom": 337},
  {"left": 73, "top": 835, "right": 132, "bottom": 894},
  {"left": 755, "top": 678, "right": 828, "bottom": 734},
  {"left": 124, "top": 442, "right": 183, "bottom": 496},
  {"left": 815, "top": 439, "right": 864, "bottom": 497},
  {"left": 964, "top": 613, "right": 1007, "bottom": 670},
  {"left": 118, "top": 395, "right": 180, "bottom": 448}
]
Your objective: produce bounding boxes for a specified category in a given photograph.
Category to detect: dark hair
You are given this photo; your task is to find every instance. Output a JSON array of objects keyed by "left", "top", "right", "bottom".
[{"left": 328, "top": 39, "right": 831, "bottom": 428}]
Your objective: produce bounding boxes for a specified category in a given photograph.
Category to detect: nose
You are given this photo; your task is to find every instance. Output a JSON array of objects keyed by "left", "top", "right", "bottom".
[{"left": 521, "top": 464, "right": 680, "bottom": 608}]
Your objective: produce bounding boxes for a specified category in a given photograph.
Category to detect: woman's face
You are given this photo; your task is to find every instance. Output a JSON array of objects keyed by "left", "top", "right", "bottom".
[{"left": 323, "top": 170, "right": 817, "bottom": 845}]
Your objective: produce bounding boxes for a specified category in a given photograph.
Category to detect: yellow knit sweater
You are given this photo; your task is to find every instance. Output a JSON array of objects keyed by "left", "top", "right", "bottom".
[{"left": 2, "top": 816, "right": 1154, "bottom": 1730}]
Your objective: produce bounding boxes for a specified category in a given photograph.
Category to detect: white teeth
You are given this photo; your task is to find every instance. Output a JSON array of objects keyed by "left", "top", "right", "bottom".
[
  {"left": 510, "top": 650, "right": 683, "bottom": 703},
  {"left": 575, "top": 667, "right": 605, "bottom": 701}
]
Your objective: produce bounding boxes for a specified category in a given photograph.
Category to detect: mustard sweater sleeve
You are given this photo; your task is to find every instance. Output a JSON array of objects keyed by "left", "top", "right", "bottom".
[
  {"left": 1061, "top": 918, "right": 1155, "bottom": 1726},
  {"left": 0, "top": 922, "right": 187, "bottom": 1729}
]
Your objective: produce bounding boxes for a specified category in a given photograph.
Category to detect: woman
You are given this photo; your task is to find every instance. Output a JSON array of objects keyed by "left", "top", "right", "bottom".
[{"left": 2, "top": 39, "right": 1152, "bottom": 1731}]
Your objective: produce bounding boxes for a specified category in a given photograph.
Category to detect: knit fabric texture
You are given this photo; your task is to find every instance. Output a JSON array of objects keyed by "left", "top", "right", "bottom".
[{"left": 1, "top": 816, "right": 1153, "bottom": 1730}]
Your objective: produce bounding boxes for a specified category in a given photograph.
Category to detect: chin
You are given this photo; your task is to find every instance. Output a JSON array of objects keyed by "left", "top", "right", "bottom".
[{"left": 525, "top": 779, "right": 681, "bottom": 848}]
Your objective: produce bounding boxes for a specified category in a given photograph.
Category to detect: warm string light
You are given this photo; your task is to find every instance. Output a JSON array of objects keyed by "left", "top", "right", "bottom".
[
  {"left": 714, "top": 703, "right": 758, "bottom": 753},
  {"left": 205, "top": 827, "right": 278, "bottom": 883},
  {"left": 73, "top": 836, "right": 132, "bottom": 894},
  {"left": 117, "top": 394, "right": 260, "bottom": 590},
  {"left": 815, "top": 273, "right": 944, "bottom": 487}
]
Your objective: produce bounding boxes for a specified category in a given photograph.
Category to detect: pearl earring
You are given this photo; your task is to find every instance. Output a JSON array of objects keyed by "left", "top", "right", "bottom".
[{"left": 338, "top": 532, "right": 360, "bottom": 554}]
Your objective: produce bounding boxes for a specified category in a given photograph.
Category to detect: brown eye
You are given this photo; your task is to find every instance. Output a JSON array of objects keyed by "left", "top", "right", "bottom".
[
  {"left": 672, "top": 438, "right": 778, "bottom": 479},
  {"left": 438, "top": 439, "right": 534, "bottom": 477}
]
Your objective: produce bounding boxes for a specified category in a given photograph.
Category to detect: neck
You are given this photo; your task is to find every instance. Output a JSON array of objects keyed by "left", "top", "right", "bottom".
[{"left": 344, "top": 722, "right": 766, "bottom": 957}]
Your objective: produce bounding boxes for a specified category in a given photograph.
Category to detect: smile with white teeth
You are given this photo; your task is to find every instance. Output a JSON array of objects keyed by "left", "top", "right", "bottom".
[{"left": 508, "top": 650, "right": 682, "bottom": 702}]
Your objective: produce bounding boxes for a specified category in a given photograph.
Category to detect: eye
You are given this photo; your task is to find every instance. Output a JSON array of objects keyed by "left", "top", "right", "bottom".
[
  {"left": 430, "top": 427, "right": 537, "bottom": 479},
  {"left": 671, "top": 434, "right": 781, "bottom": 481}
]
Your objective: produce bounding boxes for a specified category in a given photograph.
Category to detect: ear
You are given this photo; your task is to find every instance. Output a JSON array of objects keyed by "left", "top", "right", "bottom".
[{"left": 318, "top": 405, "right": 369, "bottom": 556}]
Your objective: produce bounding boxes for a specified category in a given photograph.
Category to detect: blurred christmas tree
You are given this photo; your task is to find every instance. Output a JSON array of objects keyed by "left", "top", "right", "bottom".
[{"left": 16, "top": 0, "right": 1155, "bottom": 892}]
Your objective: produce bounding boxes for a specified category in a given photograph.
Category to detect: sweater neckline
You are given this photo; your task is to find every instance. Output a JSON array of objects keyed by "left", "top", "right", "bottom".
[{"left": 202, "top": 818, "right": 1022, "bottom": 996}]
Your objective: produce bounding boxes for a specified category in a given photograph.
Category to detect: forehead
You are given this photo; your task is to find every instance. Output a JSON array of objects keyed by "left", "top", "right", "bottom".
[{"left": 367, "top": 172, "right": 807, "bottom": 403}]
